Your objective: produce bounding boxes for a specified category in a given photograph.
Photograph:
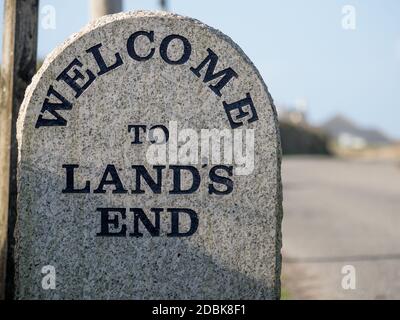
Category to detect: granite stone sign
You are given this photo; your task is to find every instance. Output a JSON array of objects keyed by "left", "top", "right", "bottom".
[{"left": 14, "top": 11, "right": 282, "bottom": 299}]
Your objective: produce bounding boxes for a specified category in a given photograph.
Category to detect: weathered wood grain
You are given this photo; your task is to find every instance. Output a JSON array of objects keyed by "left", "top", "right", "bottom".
[{"left": 0, "top": 0, "right": 38, "bottom": 299}]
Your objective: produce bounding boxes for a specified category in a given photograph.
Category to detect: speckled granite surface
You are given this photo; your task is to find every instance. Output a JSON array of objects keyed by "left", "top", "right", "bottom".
[{"left": 15, "top": 11, "right": 282, "bottom": 299}]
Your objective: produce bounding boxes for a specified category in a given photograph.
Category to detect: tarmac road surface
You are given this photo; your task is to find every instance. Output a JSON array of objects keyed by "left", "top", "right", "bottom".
[{"left": 281, "top": 156, "right": 400, "bottom": 299}]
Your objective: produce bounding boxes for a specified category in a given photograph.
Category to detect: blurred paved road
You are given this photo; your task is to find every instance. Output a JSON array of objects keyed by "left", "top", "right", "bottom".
[{"left": 281, "top": 156, "right": 400, "bottom": 299}]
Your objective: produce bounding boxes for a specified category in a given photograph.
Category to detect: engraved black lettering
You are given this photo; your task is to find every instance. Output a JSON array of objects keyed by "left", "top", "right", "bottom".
[
  {"left": 167, "top": 208, "right": 199, "bottom": 237},
  {"left": 149, "top": 124, "right": 169, "bottom": 144},
  {"left": 128, "top": 124, "right": 147, "bottom": 144},
  {"left": 131, "top": 165, "right": 165, "bottom": 194},
  {"left": 96, "top": 207, "right": 127, "bottom": 237},
  {"left": 56, "top": 58, "right": 96, "bottom": 98},
  {"left": 127, "top": 31, "right": 155, "bottom": 61},
  {"left": 169, "top": 166, "right": 200, "bottom": 194},
  {"left": 94, "top": 165, "right": 128, "bottom": 194},
  {"left": 208, "top": 165, "right": 233, "bottom": 195},
  {"left": 190, "top": 48, "right": 238, "bottom": 97},
  {"left": 35, "top": 85, "right": 72, "bottom": 128},
  {"left": 130, "top": 208, "right": 161, "bottom": 237},
  {"left": 62, "top": 164, "right": 90, "bottom": 193},
  {"left": 160, "top": 34, "right": 191, "bottom": 65},
  {"left": 223, "top": 93, "right": 259, "bottom": 128},
  {"left": 86, "top": 43, "right": 123, "bottom": 76}
]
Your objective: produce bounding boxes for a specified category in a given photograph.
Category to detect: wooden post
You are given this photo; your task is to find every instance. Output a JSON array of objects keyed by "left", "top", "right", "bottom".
[
  {"left": 0, "top": 0, "right": 38, "bottom": 299},
  {"left": 90, "top": 0, "right": 122, "bottom": 20},
  {"left": 160, "top": 0, "right": 168, "bottom": 11}
]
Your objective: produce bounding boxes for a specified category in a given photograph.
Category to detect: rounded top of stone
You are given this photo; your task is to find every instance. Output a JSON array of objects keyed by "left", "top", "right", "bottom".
[
  {"left": 14, "top": 10, "right": 282, "bottom": 300},
  {"left": 18, "top": 11, "right": 277, "bottom": 147},
  {"left": 36, "top": 11, "right": 258, "bottom": 84}
]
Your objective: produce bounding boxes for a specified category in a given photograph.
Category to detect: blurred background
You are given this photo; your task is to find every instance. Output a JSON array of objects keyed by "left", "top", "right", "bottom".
[{"left": 1, "top": 0, "right": 400, "bottom": 299}]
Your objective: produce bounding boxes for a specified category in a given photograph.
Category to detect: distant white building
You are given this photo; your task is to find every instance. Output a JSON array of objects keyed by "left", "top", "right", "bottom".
[
  {"left": 337, "top": 133, "right": 367, "bottom": 149},
  {"left": 322, "top": 115, "right": 392, "bottom": 148},
  {"left": 277, "top": 99, "right": 309, "bottom": 125}
]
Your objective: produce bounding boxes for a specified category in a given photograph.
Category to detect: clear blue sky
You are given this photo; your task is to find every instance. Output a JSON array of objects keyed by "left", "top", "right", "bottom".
[{"left": 1, "top": 0, "right": 399, "bottom": 138}]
